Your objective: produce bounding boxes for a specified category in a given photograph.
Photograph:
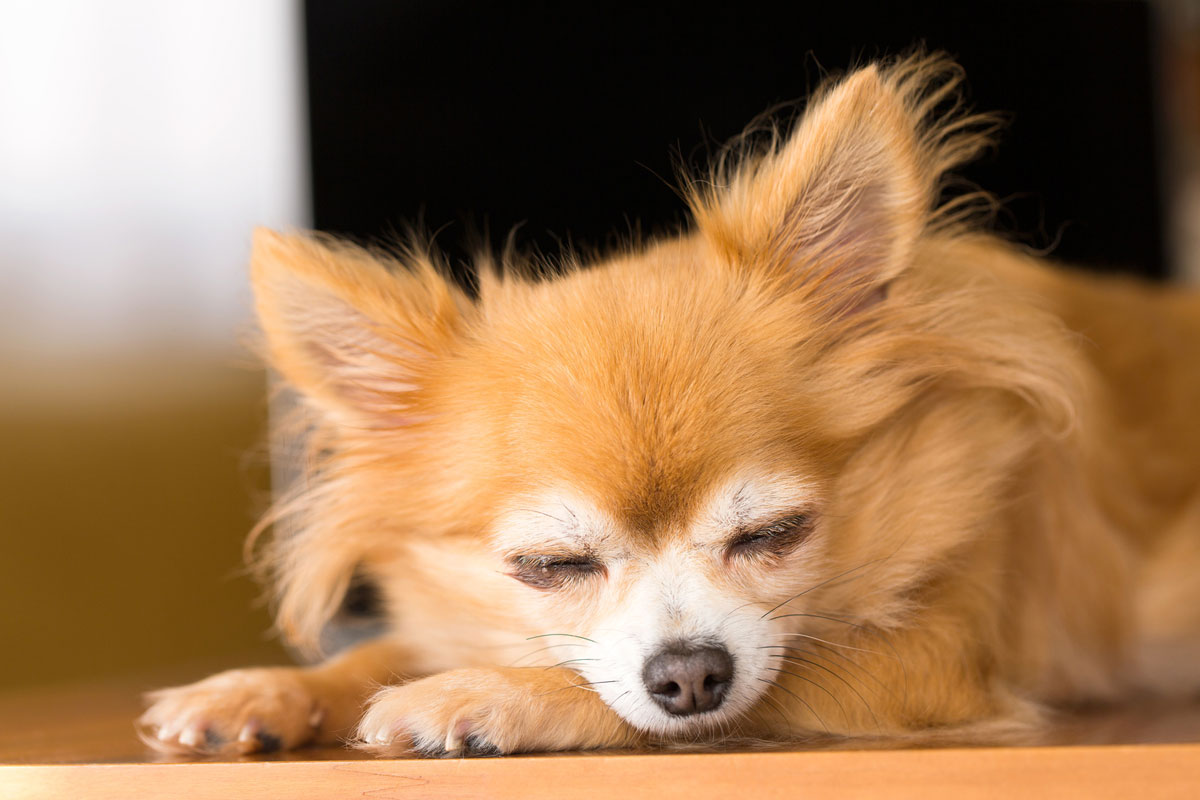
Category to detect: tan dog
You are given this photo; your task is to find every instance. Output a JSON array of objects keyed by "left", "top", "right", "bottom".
[{"left": 141, "top": 52, "right": 1200, "bottom": 757}]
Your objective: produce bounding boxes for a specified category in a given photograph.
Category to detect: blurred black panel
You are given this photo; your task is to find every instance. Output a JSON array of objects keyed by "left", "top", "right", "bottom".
[{"left": 305, "top": 0, "right": 1164, "bottom": 279}]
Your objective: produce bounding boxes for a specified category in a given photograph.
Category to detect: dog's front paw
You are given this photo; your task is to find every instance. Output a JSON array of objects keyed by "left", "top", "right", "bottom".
[
  {"left": 139, "top": 667, "right": 324, "bottom": 755},
  {"left": 355, "top": 667, "right": 635, "bottom": 757}
]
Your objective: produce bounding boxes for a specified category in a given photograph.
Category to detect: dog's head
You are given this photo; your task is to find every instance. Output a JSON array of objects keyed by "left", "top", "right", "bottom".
[{"left": 250, "top": 55, "right": 1077, "bottom": 736}]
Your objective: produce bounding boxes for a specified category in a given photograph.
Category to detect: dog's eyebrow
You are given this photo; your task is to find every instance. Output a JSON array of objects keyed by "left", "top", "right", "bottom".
[
  {"left": 492, "top": 495, "right": 611, "bottom": 552},
  {"left": 726, "top": 481, "right": 759, "bottom": 522},
  {"left": 691, "top": 474, "right": 819, "bottom": 541}
]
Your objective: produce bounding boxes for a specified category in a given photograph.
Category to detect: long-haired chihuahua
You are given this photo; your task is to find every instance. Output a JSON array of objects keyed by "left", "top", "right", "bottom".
[{"left": 141, "top": 52, "right": 1200, "bottom": 757}]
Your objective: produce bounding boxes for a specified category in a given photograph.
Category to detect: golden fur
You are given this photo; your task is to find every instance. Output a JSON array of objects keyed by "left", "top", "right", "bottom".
[{"left": 141, "top": 52, "right": 1200, "bottom": 756}]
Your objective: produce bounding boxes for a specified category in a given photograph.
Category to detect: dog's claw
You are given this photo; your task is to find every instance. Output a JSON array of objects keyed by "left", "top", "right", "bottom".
[
  {"left": 178, "top": 724, "right": 205, "bottom": 749},
  {"left": 156, "top": 720, "right": 183, "bottom": 744},
  {"left": 443, "top": 721, "right": 465, "bottom": 754},
  {"left": 236, "top": 720, "right": 260, "bottom": 753}
]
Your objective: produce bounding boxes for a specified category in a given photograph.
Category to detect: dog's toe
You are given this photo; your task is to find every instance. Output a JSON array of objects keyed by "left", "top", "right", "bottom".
[{"left": 141, "top": 667, "right": 324, "bottom": 757}]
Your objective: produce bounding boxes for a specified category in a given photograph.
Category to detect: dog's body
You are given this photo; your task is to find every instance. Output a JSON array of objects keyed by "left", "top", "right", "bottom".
[{"left": 142, "top": 54, "right": 1200, "bottom": 757}]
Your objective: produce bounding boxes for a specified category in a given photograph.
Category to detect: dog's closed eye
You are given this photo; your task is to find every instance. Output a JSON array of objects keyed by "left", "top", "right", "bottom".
[
  {"left": 725, "top": 514, "right": 815, "bottom": 561},
  {"left": 507, "top": 555, "right": 605, "bottom": 591}
]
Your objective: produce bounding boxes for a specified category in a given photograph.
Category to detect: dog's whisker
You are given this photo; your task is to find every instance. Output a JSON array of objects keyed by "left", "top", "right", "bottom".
[
  {"left": 767, "top": 653, "right": 882, "bottom": 730},
  {"left": 756, "top": 676, "right": 830, "bottom": 734},
  {"left": 768, "top": 632, "right": 886, "bottom": 657},
  {"left": 543, "top": 658, "right": 600, "bottom": 670},
  {"left": 807, "top": 641, "right": 903, "bottom": 703},
  {"left": 532, "top": 679, "right": 618, "bottom": 697},
  {"left": 771, "top": 644, "right": 885, "bottom": 696},
  {"left": 515, "top": 507, "right": 569, "bottom": 525},
  {"left": 757, "top": 692, "right": 793, "bottom": 738},
  {"left": 767, "top": 664, "right": 849, "bottom": 726},
  {"left": 761, "top": 533, "right": 918, "bottom": 620},
  {"left": 747, "top": 706, "right": 771, "bottom": 739},
  {"left": 774, "top": 617, "right": 911, "bottom": 710},
  {"left": 759, "top": 555, "right": 895, "bottom": 620},
  {"left": 716, "top": 599, "right": 771, "bottom": 628},
  {"left": 508, "top": 641, "right": 588, "bottom": 666},
  {"left": 525, "top": 632, "right": 598, "bottom": 644},
  {"left": 764, "top": 637, "right": 904, "bottom": 712},
  {"left": 767, "top": 611, "right": 868, "bottom": 629}
]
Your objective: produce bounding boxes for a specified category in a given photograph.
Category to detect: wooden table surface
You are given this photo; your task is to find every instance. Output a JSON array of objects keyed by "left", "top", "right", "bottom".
[{"left": 2, "top": 672, "right": 1199, "bottom": 799}]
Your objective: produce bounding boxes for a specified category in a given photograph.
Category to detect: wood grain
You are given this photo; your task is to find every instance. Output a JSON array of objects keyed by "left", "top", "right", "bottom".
[
  {"left": 4, "top": 745, "right": 1199, "bottom": 800},
  {"left": 2, "top": 674, "right": 1198, "bottom": 798}
]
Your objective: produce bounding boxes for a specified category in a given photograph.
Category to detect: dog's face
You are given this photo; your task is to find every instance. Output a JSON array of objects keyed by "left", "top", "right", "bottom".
[
  {"left": 458, "top": 246, "right": 842, "bottom": 735},
  {"left": 252, "top": 59, "right": 1064, "bottom": 737}
]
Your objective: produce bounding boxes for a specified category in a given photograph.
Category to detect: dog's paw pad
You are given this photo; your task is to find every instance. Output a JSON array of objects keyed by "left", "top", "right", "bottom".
[
  {"left": 254, "top": 731, "right": 282, "bottom": 754},
  {"left": 461, "top": 733, "right": 503, "bottom": 757},
  {"left": 411, "top": 738, "right": 450, "bottom": 758}
]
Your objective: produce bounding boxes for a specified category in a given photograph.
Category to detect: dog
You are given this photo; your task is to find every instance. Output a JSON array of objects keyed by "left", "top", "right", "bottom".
[{"left": 140, "top": 51, "right": 1200, "bottom": 757}]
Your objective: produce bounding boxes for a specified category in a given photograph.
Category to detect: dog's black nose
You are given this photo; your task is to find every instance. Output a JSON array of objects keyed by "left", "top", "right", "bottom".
[{"left": 642, "top": 643, "right": 734, "bottom": 715}]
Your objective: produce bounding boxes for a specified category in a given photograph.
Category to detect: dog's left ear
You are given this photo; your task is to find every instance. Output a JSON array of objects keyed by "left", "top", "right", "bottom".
[{"left": 693, "top": 60, "right": 957, "bottom": 313}]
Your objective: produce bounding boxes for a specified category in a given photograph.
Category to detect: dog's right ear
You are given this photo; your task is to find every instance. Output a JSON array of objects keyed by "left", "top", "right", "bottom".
[{"left": 250, "top": 229, "right": 467, "bottom": 428}]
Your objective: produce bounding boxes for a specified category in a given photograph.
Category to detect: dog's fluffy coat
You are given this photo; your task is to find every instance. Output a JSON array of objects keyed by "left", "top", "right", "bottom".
[{"left": 142, "top": 53, "right": 1200, "bottom": 756}]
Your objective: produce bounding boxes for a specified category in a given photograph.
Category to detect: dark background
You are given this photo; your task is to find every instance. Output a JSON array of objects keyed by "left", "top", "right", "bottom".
[{"left": 305, "top": 0, "right": 1164, "bottom": 282}]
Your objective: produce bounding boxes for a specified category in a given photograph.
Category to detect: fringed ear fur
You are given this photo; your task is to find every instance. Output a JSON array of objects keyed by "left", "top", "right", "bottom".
[
  {"left": 690, "top": 52, "right": 999, "bottom": 313},
  {"left": 250, "top": 228, "right": 468, "bottom": 428}
]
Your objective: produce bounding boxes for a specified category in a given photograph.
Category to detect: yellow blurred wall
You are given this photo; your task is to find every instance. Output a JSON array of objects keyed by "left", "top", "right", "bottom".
[{"left": 0, "top": 356, "right": 288, "bottom": 689}]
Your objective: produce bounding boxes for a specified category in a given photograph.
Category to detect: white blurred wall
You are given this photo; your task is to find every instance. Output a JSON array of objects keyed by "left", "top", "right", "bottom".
[{"left": 0, "top": 0, "right": 308, "bottom": 359}]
